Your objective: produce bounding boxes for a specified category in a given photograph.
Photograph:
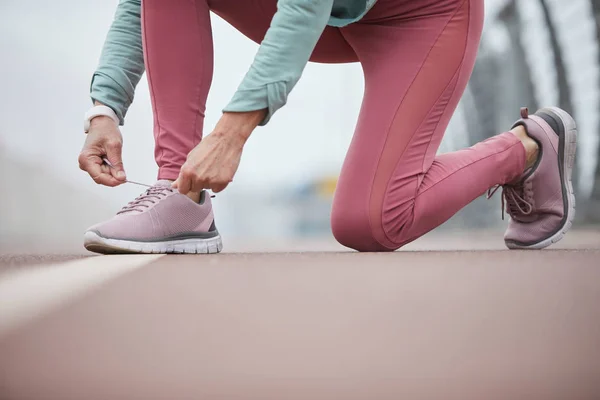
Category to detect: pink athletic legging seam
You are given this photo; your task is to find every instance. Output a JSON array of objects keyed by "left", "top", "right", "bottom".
[
  {"left": 190, "top": 0, "right": 202, "bottom": 154},
  {"left": 418, "top": 71, "right": 461, "bottom": 175},
  {"left": 417, "top": 140, "right": 523, "bottom": 199},
  {"left": 419, "top": 0, "right": 471, "bottom": 174},
  {"left": 393, "top": 139, "right": 524, "bottom": 246},
  {"left": 191, "top": 0, "right": 206, "bottom": 154},
  {"left": 366, "top": 0, "right": 468, "bottom": 249},
  {"left": 409, "top": 0, "right": 472, "bottom": 207},
  {"left": 379, "top": 71, "right": 461, "bottom": 248},
  {"left": 377, "top": 0, "right": 469, "bottom": 246},
  {"left": 141, "top": 5, "right": 165, "bottom": 172}
]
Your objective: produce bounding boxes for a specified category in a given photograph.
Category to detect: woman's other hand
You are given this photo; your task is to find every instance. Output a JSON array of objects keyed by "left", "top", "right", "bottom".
[
  {"left": 173, "top": 110, "right": 265, "bottom": 194},
  {"left": 78, "top": 115, "right": 126, "bottom": 187}
]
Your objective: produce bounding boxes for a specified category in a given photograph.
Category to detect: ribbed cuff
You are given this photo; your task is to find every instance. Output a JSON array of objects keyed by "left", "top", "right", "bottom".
[
  {"left": 90, "top": 70, "right": 134, "bottom": 125},
  {"left": 223, "top": 81, "right": 288, "bottom": 126}
]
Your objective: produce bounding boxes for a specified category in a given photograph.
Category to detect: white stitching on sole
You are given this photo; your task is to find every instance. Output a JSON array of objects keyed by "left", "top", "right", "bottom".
[{"left": 84, "top": 231, "right": 223, "bottom": 254}]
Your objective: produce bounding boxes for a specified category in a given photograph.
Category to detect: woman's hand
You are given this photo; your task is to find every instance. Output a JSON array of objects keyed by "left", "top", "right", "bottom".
[
  {"left": 173, "top": 110, "right": 266, "bottom": 194},
  {"left": 78, "top": 115, "right": 127, "bottom": 187}
]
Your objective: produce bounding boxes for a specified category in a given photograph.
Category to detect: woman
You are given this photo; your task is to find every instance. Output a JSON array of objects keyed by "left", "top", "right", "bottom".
[{"left": 80, "top": 0, "right": 577, "bottom": 254}]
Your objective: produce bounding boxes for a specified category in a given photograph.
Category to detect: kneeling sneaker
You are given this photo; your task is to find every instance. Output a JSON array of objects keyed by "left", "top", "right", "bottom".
[
  {"left": 490, "top": 107, "right": 577, "bottom": 250},
  {"left": 84, "top": 180, "right": 222, "bottom": 254}
]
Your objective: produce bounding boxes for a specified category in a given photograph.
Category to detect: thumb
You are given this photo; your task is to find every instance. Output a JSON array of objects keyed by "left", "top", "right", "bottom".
[
  {"left": 105, "top": 141, "right": 126, "bottom": 181},
  {"left": 172, "top": 178, "right": 179, "bottom": 189}
]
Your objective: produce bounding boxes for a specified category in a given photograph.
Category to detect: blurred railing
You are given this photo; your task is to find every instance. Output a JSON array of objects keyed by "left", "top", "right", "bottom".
[
  {"left": 283, "top": 0, "right": 600, "bottom": 236},
  {"left": 448, "top": 0, "right": 600, "bottom": 224}
]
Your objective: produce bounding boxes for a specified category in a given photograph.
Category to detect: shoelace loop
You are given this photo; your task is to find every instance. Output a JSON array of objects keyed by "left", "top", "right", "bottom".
[
  {"left": 103, "top": 157, "right": 217, "bottom": 211},
  {"left": 118, "top": 186, "right": 174, "bottom": 214},
  {"left": 487, "top": 181, "right": 533, "bottom": 220}
]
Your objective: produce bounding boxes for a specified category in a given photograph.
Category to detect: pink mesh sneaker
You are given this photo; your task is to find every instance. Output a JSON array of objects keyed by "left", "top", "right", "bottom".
[
  {"left": 489, "top": 107, "right": 577, "bottom": 250},
  {"left": 84, "top": 180, "right": 222, "bottom": 254}
]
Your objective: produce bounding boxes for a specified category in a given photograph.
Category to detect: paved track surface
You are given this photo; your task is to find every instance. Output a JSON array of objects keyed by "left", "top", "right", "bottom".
[{"left": 1, "top": 230, "right": 600, "bottom": 400}]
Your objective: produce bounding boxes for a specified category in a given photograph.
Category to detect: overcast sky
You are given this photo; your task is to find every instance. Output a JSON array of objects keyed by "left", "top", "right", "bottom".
[{"left": 0, "top": 0, "right": 368, "bottom": 206}]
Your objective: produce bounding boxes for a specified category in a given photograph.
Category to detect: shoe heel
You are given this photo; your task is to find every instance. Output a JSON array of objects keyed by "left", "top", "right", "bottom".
[{"left": 540, "top": 107, "right": 578, "bottom": 172}]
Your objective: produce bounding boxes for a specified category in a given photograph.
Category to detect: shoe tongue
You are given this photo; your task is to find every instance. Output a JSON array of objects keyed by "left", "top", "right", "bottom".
[
  {"left": 117, "top": 180, "right": 173, "bottom": 216},
  {"left": 154, "top": 180, "right": 174, "bottom": 188}
]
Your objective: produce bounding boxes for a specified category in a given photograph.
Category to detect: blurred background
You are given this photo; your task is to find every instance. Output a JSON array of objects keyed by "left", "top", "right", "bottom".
[{"left": 1, "top": 0, "right": 599, "bottom": 252}]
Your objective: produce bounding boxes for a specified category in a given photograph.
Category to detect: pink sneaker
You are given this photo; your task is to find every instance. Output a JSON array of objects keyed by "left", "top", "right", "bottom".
[
  {"left": 489, "top": 107, "right": 577, "bottom": 250},
  {"left": 84, "top": 181, "right": 222, "bottom": 254}
]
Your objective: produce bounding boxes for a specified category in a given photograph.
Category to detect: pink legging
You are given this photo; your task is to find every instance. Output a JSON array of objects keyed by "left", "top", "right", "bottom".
[{"left": 142, "top": 0, "right": 526, "bottom": 252}]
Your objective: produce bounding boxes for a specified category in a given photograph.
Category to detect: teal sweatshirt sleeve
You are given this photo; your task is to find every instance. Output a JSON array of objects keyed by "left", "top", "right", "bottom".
[
  {"left": 91, "top": 0, "right": 334, "bottom": 126},
  {"left": 223, "top": 0, "right": 335, "bottom": 126},
  {"left": 90, "top": 0, "right": 144, "bottom": 125}
]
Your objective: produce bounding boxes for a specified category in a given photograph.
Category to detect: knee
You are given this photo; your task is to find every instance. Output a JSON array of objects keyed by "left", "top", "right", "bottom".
[{"left": 330, "top": 204, "right": 392, "bottom": 253}]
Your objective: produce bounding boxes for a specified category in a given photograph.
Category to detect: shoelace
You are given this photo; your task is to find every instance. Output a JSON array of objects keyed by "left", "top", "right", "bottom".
[
  {"left": 101, "top": 157, "right": 171, "bottom": 214},
  {"left": 102, "top": 157, "right": 153, "bottom": 188},
  {"left": 487, "top": 181, "right": 533, "bottom": 220},
  {"left": 118, "top": 185, "right": 174, "bottom": 214},
  {"left": 102, "top": 157, "right": 216, "bottom": 214}
]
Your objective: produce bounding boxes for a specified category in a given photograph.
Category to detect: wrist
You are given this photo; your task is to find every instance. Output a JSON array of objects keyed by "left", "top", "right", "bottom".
[
  {"left": 90, "top": 115, "right": 117, "bottom": 128},
  {"left": 217, "top": 110, "right": 266, "bottom": 141},
  {"left": 84, "top": 104, "right": 120, "bottom": 133}
]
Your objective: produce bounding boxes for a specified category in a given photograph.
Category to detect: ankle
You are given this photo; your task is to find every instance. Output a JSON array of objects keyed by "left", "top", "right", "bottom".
[{"left": 510, "top": 126, "right": 539, "bottom": 169}]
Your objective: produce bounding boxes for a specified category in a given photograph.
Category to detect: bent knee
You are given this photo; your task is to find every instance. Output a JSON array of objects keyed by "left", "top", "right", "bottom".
[
  {"left": 331, "top": 206, "right": 393, "bottom": 252},
  {"left": 331, "top": 198, "right": 421, "bottom": 252}
]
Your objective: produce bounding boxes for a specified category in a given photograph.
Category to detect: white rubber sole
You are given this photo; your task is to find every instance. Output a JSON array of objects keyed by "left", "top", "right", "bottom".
[
  {"left": 506, "top": 107, "right": 577, "bottom": 250},
  {"left": 84, "top": 231, "right": 223, "bottom": 255}
]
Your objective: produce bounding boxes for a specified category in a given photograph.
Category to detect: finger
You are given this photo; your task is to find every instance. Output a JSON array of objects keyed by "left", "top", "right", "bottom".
[
  {"left": 78, "top": 151, "right": 95, "bottom": 171},
  {"left": 190, "top": 179, "right": 208, "bottom": 194},
  {"left": 105, "top": 140, "right": 126, "bottom": 181},
  {"left": 178, "top": 178, "right": 192, "bottom": 195},
  {"left": 92, "top": 172, "right": 123, "bottom": 187},
  {"left": 171, "top": 179, "right": 179, "bottom": 189},
  {"left": 210, "top": 182, "right": 228, "bottom": 193},
  {"left": 80, "top": 155, "right": 122, "bottom": 187},
  {"left": 177, "top": 168, "right": 193, "bottom": 195}
]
